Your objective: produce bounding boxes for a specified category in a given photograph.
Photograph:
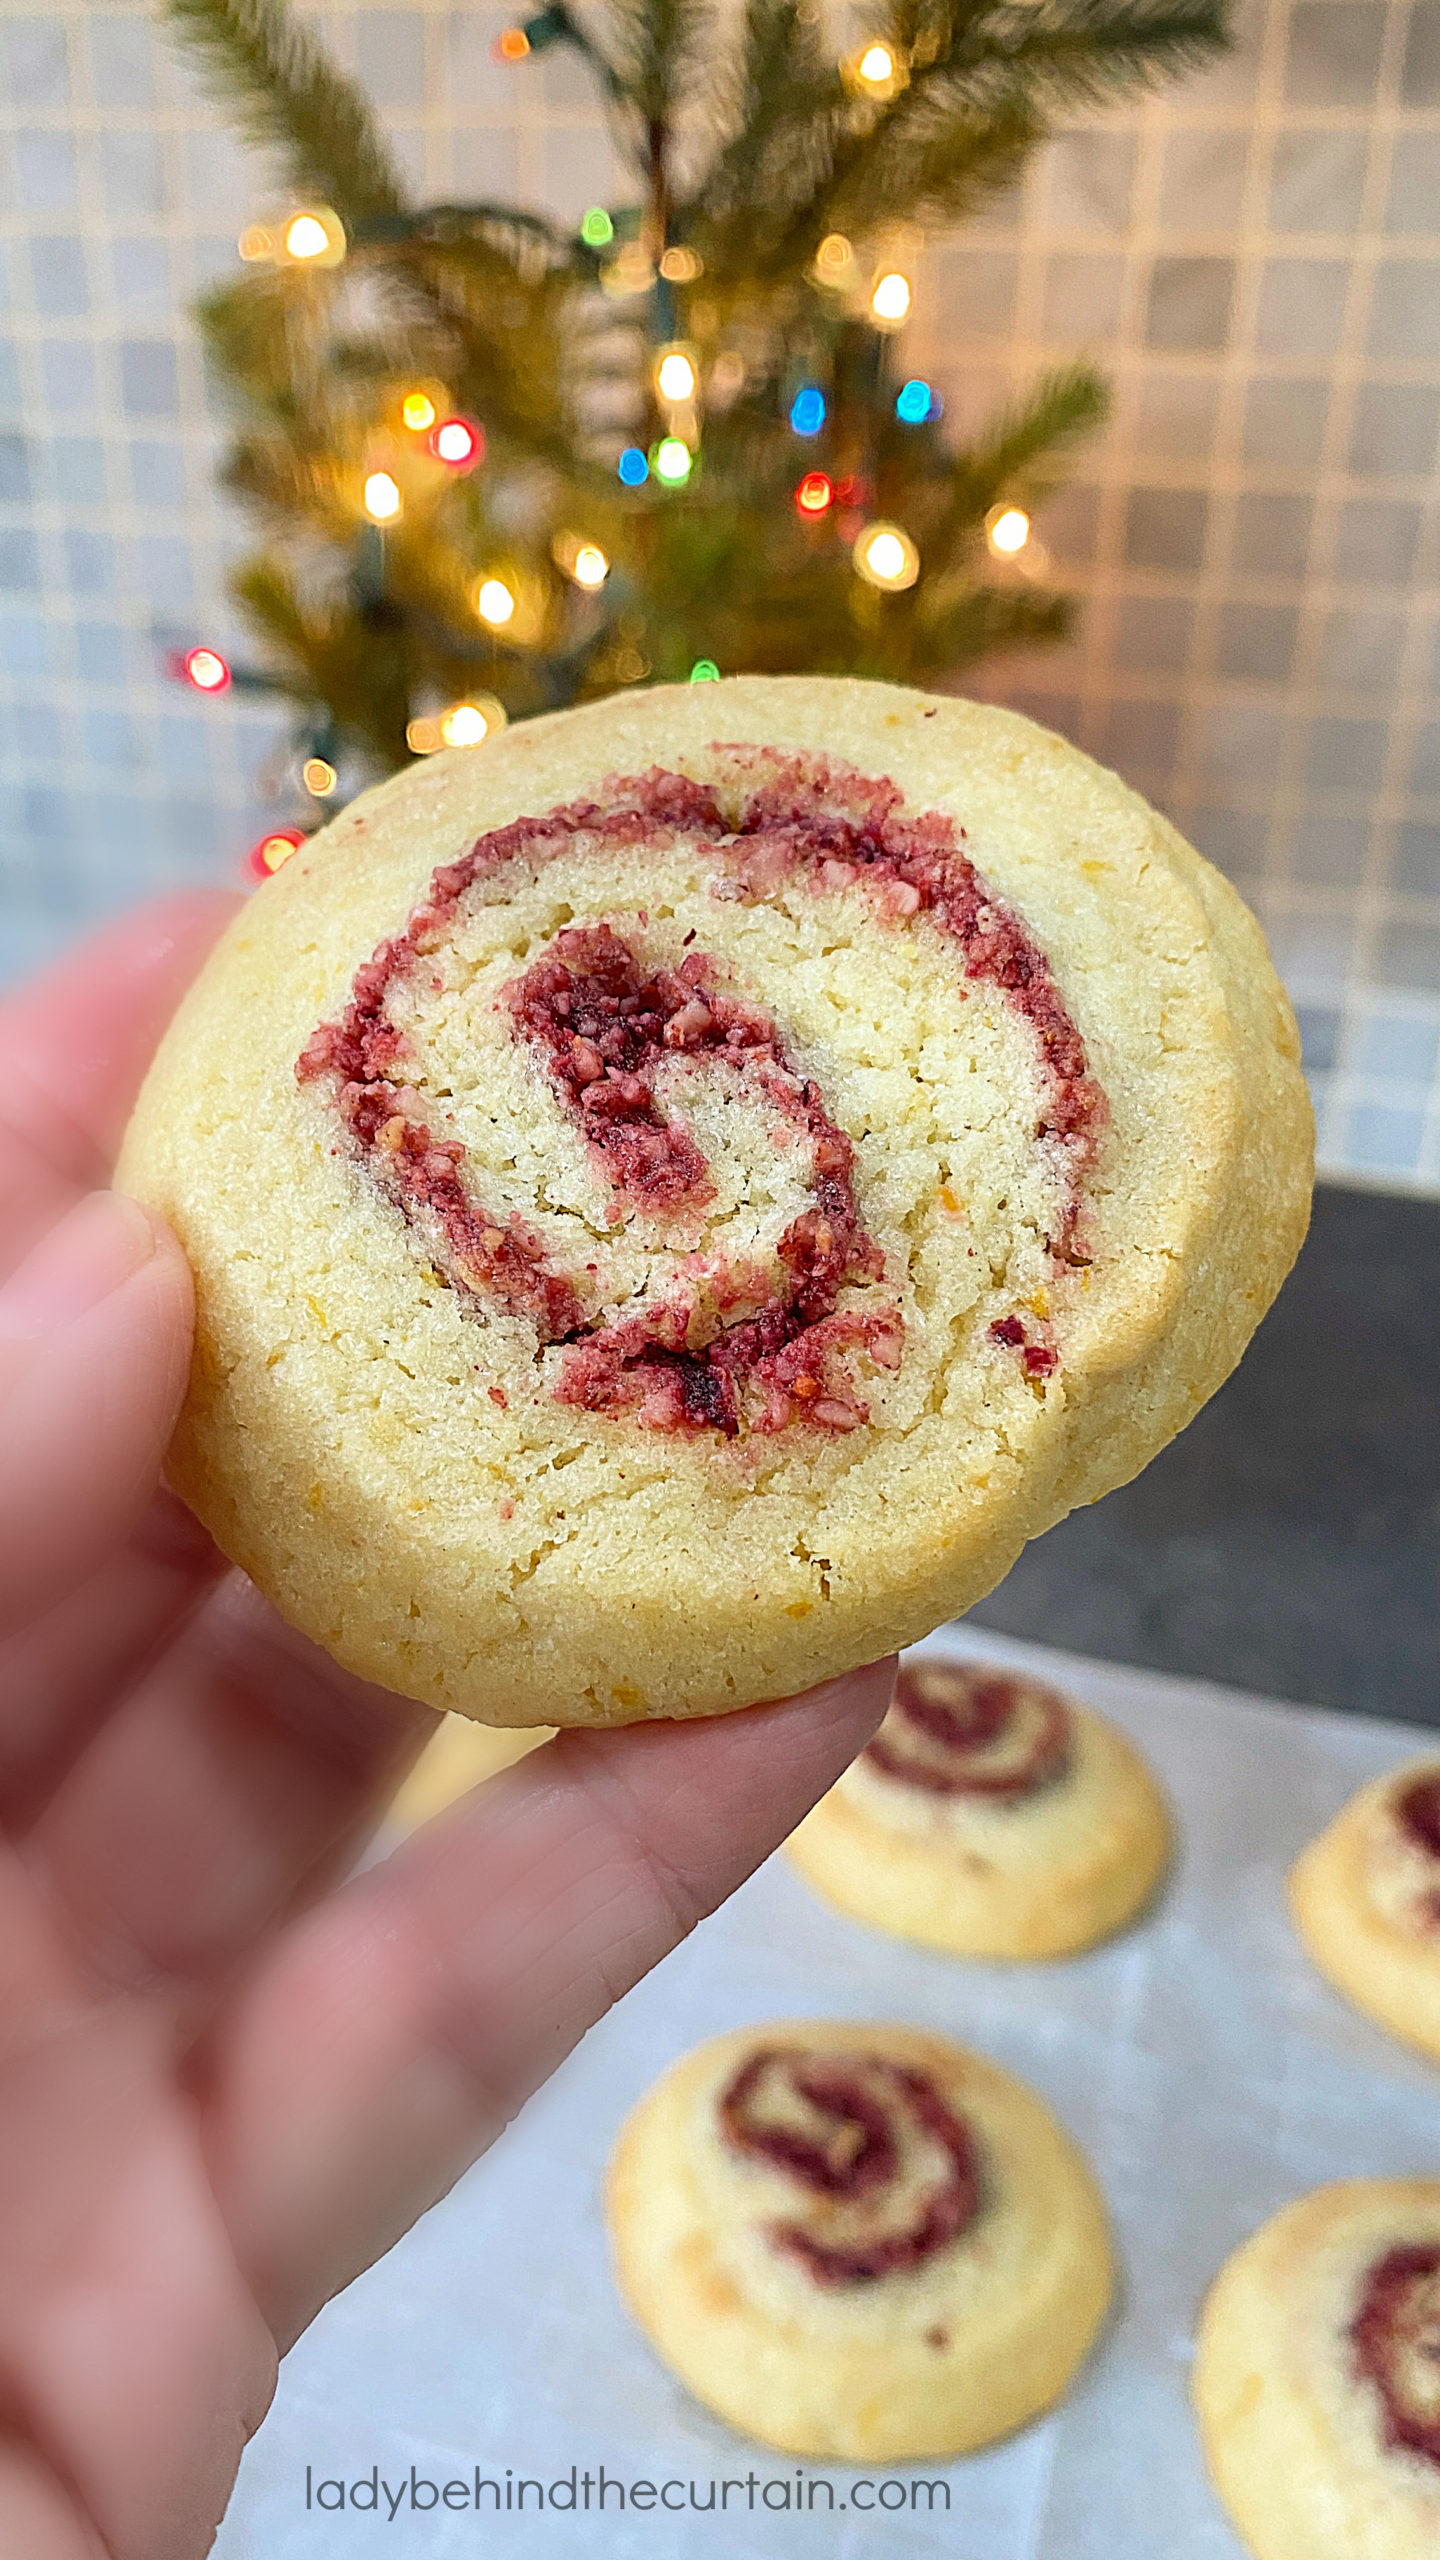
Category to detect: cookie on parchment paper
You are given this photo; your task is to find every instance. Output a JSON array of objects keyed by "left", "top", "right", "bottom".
[{"left": 1290, "top": 1763, "right": 1440, "bottom": 2062}]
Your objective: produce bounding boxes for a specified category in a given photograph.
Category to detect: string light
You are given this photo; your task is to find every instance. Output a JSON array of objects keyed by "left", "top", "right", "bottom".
[
  {"left": 494, "top": 25, "right": 531, "bottom": 58},
  {"left": 690, "top": 659, "right": 721, "bottom": 682},
  {"left": 789, "top": 385, "right": 826, "bottom": 436},
  {"left": 844, "top": 40, "right": 905, "bottom": 97},
  {"left": 401, "top": 389, "right": 438, "bottom": 431},
  {"left": 659, "top": 245, "right": 704, "bottom": 282},
  {"left": 180, "top": 645, "right": 231, "bottom": 693},
  {"left": 439, "top": 702, "right": 493, "bottom": 746},
  {"left": 430, "top": 415, "right": 483, "bottom": 468},
  {"left": 281, "top": 207, "right": 345, "bottom": 266},
  {"left": 572, "top": 542, "right": 609, "bottom": 588},
  {"left": 655, "top": 346, "right": 698, "bottom": 405},
  {"left": 406, "top": 715, "right": 440, "bottom": 753},
  {"left": 870, "top": 269, "right": 912, "bottom": 325},
  {"left": 814, "top": 233, "right": 853, "bottom": 278},
  {"left": 986, "top": 503, "right": 1031, "bottom": 556},
  {"left": 895, "top": 377, "right": 936, "bottom": 423},
  {"left": 475, "top": 575, "right": 517, "bottom": 627},
  {"left": 362, "top": 470, "right": 402, "bottom": 522},
  {"left": 237, "top": 225, "right": 273, "bottom": 262},
  {"left": 247, "top": 826, "right": 306, "bottom": 881},
  {"left": 580, "top": 206, "right": 614, "bottom": 247},
  {"left": 794, "top": 471, "right": 834, "bottom": 516},
  {"left": 302, "top": 756, "right": 337, "bottom": 796},
  {"left": 617, "top": 446, "right": 649, "bottom": 486},
  {"left": 652, "top": 437, "right": 693, "bottom": 485},
  {"left": 853, "top": 521, "right": 920, "bottom": 591}
]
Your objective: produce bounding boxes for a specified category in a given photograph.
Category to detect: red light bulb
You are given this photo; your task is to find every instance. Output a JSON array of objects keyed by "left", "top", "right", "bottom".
[
  {"left": 245, "top": 825, "right": 306, "bottom": 883},
  {"left": 429, "top": 415, "right": 484, "bottom": 470},
  {"left": 794, "top": 471, "right": 834, "bottom": 517},
  {"left": 180, "top": 645, "right": 231, "bottom": 693}
]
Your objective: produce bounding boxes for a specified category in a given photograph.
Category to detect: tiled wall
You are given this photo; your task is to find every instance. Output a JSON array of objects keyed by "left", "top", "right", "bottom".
[{"left": 1, "top": 0, "right": 1437, "bottom": 1185}]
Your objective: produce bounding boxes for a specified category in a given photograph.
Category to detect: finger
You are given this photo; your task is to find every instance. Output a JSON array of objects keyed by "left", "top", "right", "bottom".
[
  {"left": 0, "top": 1492, "right": 226, "bottom": 1831},
  {"left": 0, "top": 892, "right": 239, "bottom": 1278},
  {"left": 28, "top": 1576, "right": 436, "bottom": 1994},
  {"left": 0, "top": 2438, "right": 106, "bottom": 2560},
  {"left": 0, "top": 1195, "right": 193, "bottom": 1643},
  {"left": 206, "top": 1658, "right": 895, "bottom": 2348}
]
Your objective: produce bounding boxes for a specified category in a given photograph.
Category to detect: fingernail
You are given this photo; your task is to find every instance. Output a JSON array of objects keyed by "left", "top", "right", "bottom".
[{"left": 0, "top": 1190, "right": 158, "bottom": 1341}]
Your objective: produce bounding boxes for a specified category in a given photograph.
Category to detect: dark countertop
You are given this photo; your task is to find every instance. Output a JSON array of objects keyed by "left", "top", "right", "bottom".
[{"left": 969, "top": 1180, "right": 1439, "bottom": 1726}]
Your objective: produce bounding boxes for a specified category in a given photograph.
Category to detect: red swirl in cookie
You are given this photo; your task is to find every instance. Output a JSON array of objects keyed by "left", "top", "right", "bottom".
[
  {"left": 864, "top": 1660, "right": 1072, "bottom": 1799},
  {"left": 1351, "top": 2243, "right": 1440, "bottom": 2467},
  {"left": 1395, "top": 1772, "right": 1440, "bottom": 1862},
  {"left": 297, "top": 750, "right": 1105, "bottom": 1434},
  {"left": 717, "top": 2044, "right": 981, "bottom": 2284}
]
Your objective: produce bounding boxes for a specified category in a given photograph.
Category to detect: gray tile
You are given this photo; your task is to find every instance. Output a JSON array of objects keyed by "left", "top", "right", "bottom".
[
  {"left": 1157, "top": 131, "right": 1249, "bottom": 232},
  {"left": 1194, "top": 703, "right": 1293, "bottom": 793},
  {"left": 137, "top": 533, "right": 194, "bottom": 610},
  {"left": 537, "top": 43, "right": 596, "bottom": 109},
  {"left": 1410, "top": 721, "right": 1440, "bottom": 793},
  {"left": 1284, "top": 1, "right": 1386, "bottom": 103},
  {"left": 29, "top": 237, "right": 88, "bottom": 319},
  {"left": 1241, "top": 377, "right": 1330, "bottom": 469},
  {"left": 1368, "top": 261, "right": 1440, "bottom": 364},
  {"left": 12, "top": 132, "right": 79, "bottom": 217},
  {"left": 1295, "top": 1003, "right": 1341, "bottom": 1070},
  {"left": 129, "top": 440, "right": 186, "bottom": 508},
  {"left": 65, "top": 529, "right": 114, "bottom": 596},
  {"left": 1394, "top": 824, "right": 1440, "bottom": 897},
  {"left": 179, "top": 129, "right": 253, "bottom": 231},
  {"left": 1125, "top": 487, "right": 1209, "bottom": 572},
  {"left": 1263, "top": 900, "right": 1356, "bottom": 984},
  {"left": 86, "top": 13, "right": 157, "bottom": 108},
  {"left": 1255, "top": 257, "right": 1349, "bottom": 358},
  {"left": 21, "top": 784, "right": 77, "bottom": 845},
  {"left": 156, "top": 712, "right": 213, "bottom": 783},
  {"left": 1096, "top": 697, "right": 1183, "bottom": 777},
  {"left": 1192, "top": 806, "right": 1271, "bottom": 885},
  {"left": 0, "top": 433, "right": 30, "bottom": 504},
  {"left": 1270, "top": 131, "right": 1368, "bottom": 234},
  {"left": 1043, "top": 130, "right": 1136, "bottom": 233},
  {"left": 74, "top": 622, "right": 132, "bottom": 683},
  {"left": 40, "top": 341, "right": 98, "bottom": 418},
  {"left": 120, "top": 340, "right": 180, "bottom": 418},
  {"left": 83, "top": 709, "right": 141, "bottom": 771},
  {"left": 1144, "top": 256, "right": 1234, "bottom": 352},
  {"left": 1132, "top": 371, "right": 1220, "bottom": 464},
  {"left": 51, "top": 437, "right": 106, "bottom": 504},
  {"left": 1318, "top": 606, "right": 1407, "bottom": 692},
  {"left": 354, "top": 10, "right": 427, "bottom": 106},
  {"left": 99, "top": 131, "right": 167, "bottom": 219},
  {"left": 3, "top": 17, "right": 70, "bottom": 105},
  {"left": 1402, "top": 0, "right": 1440, "bottom": 103},
  {"left": 1376, "top": 918, "right": 1440, "bottom": 987},
  {"left": 1041, "top": 254, "right": 1124, "bottom": 344},
  {"left": 450, "top": 125, "right": 520, "bottom": 200},
  {"left": 1342, "top": 1100, "right": 1427, "bottom": 1169},
  {"left": 1307, "top": 714, "right": 1389, "bottom": 794},
  {"left": 1112, "top": 593, "right": 1195, "bottom": 675},
  {"left": 1037, "top": 482, "right": 1101, "bottom": 568},
  {"left": 0, "top": 530, "right": 41, "bottom": 592},
  {"left": 929, "top": 248, "right": 1017, "bottom": 337},
  {"left": 1216, "top": 601, "right": 1298, "bottom": 682},
  {"left": 111, "top": 239, "right": 171, "bottom": 311},
  {"left": 6, "top": 699, "right": 65, "bottom": 764},
  {"left": 1385, "top": 132, "right": 1440, "bottom": 234},
  {"left": 1348, "top": 382, "right": 1440, "bottom": 477},
  {"left": 1334, "top": 496, "right": 1423, "bottom": 585},
  {"left": 1351, "top": 1004, "right": 1440, "bottom": 1080},
  {"left": 444, "top": 8, "right": 514, "bottom": 115},
  {"left": 0, "top": 342, "right": 20, "bottom": 417},
  {"left": 1232, "top": 492, "right": 1312, "bottom": 580},
  {"left": 1290, "top": 810, "right": 1371, "bottom": 883}
]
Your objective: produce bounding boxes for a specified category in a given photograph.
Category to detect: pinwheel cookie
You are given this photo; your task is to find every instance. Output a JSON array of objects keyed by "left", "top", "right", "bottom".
[
  {"left": 787, "top": 1654, "right": 1170, "bottom": 1956},
  {"left": 605, "top": 2019, "right": 1113, "bottom": 2459},
  {"left": 119, "top": 675, "right": 1311, "bottom": 1726},
  {"left": 1194, "top": 2180, "right": 1440, "bottom": 2560},
  {"left": 1289, "top": 1763, "right": 1440, "bottom": 2061}
]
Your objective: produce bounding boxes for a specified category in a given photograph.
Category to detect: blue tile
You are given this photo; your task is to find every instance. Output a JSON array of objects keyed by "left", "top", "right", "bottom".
[
  {"left": 12, "top": 132, "right": 79, "bottom": 216},
  {"left": 9, "top": 699, "right": 65, "bottom": 762},
  {"left": 29, "top": 236, "right": 89, "bottom": 318},
  {"left": 86, "top": 14, "right": 157, "bottom": 108},
  {"left": 1343, "top": 1101, "right": 1428, "bottom": 1173},
  {"left": 83, "top": 708, "right": 142, "bottom": 770},
  {"left": 22, "top": 783, "right": 77, "bottom": 843},
  {"left": 64, "top": 529, "right": 115, "bottom": 596},
  {"left": 129, "top": 439, "right": 186, "bottom": 507},
  {"left": 111, "top": 238, "right": 171, "bottom": 311},
  {"left": 98, "top": 131, "right": 167, "bottom": 220},
  {"left": 156, "top": 713, "right": 212, "bottom": 782},
  {"left": 74, "top": 621, "right": 132, "bottom": 683},
  {"left": 0, "top": 433, "right": 30, "bottom": 503},
  {"left": 1294, "top": 1003, "right": 1341, "bottom": 1072},
  {"left": 0, "top": 610, "right": 51, "bottom": 676},
  {"left": 40, "top": 342, "right": 98, "bottom": 418},
  {"left": 1376, "top": 919, "right": 1440, "bottom": 989},
  {"left": 120, "top": 340, "right": 180, "bottom": 418},
  {"left": 3, "top": 18, "right": 70, "bottom": 105},
  {"left": 50, "top": 437, "right": 107, "bottom": 504},
  {"left": 136, "top": 534, "right": 194, "bottom": 610},
  {"left": 1350, "top": 1007, "right": 1440, "bottom": 1080},
  {"left": 0, "top": 528, "right": 41, "bottom": 591},
  {"left": 355, "top": 10, "right": 427, "bottom": 106}
]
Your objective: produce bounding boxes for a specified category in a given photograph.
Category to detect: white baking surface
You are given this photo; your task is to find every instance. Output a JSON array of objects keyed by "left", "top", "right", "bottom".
[{"left": 214, "top": 1627, "right": 1440, "bottom": 2560}]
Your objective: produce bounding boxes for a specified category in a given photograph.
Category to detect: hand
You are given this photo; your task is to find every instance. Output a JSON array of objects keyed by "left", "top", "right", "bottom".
[{"left": 0, "top": 895, "right": 893, "bottom": 2560}]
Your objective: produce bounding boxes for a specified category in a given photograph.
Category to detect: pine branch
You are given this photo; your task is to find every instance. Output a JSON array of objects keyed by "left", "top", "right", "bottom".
[
  {"left": 162, "top": 0, "right": 408, "bottom": 223},
  {"left": 935, "top": 363, "right": 1111, "bottom": 532},
  {"left": 604, "top": 0, "right": 712, "bottom": 132}
]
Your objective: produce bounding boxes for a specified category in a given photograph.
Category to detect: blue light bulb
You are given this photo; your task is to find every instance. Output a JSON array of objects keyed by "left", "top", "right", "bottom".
[
  {"left": 896, "top": 378, "right": 934, "bottom": 424},
  {"left": 789, "top": 386, "right": 826, "bottom": 436},
  {"left": 617, "top": 445, "right": 649, "bottom": 486}
]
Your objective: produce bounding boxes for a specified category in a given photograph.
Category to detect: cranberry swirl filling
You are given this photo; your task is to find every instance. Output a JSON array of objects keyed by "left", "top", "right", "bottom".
[
  {"left": 296, "top": 749, "right": 1105, "bottom": 1433},
  {"left": 1351, "top": 2243, "right": 1440, "bottom": 2468},
  {"left": 717, "top": 2045, "right": 981, "bottom": 2285},
  {"left": 864, "top": 1660, "right": 1072, "bottom": 1799},
  {"left": 1395, "top": 1773, "right": 1440, "bottom": 1862}
]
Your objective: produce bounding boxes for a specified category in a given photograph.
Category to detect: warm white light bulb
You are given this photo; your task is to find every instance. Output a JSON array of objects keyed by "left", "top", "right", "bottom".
[
  {"left": 858, "top": 42, "right": 895, "bottom": 84},
  {"left": 440, "top": 703, "right": 491, "bottom": 746},
  {"left": 475, "top": 577, "right": 516, "bottom": 627},
  {"left": 572, "top": 543, "right": 609, "bottom": 589},
  {"left": 302, "top": 756, "right": 337, "bottom": 795},
  {"left": 870, "top": 270, "right": 912, "bottom": 324},
  {"left": 402, "top": 390, "right": 437, "bottom": 431},
  {"left": 987, "top": 504, "right": 1031, "bottom": 556},
  {"left": 285, "top": 213, "right": 330, "bottom": 261},
  {"left": 656, "top": 349, "right": 697, "bottom": 404},
  {"left": 363, "top": 470, "right": 402, "bottom": 522},
  {"left": 854, "top": 521, "right": 920, "bottom": 591}
]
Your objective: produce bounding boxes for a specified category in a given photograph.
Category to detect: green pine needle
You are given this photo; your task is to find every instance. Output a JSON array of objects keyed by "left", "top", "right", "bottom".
[{"left": 163, "top": 0, "right": 408, "bottom": 223}]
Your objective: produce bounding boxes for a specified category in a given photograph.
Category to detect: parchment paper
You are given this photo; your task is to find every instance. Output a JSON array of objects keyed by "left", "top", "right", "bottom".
[{"left": 214, "top": 1628, "right": 1440, "bottom": 2559}]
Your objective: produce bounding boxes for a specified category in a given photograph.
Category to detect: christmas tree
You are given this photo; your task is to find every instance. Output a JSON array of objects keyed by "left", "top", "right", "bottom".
[{"left": 164, "top": 0, "right": 1225, "bottom": 851}]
